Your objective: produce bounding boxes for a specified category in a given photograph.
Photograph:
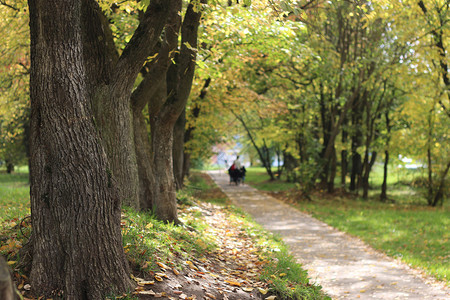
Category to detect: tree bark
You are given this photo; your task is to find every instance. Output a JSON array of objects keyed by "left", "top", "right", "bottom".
[
  {"left": 81, "top": 0, "right": 173, "bottom": 209},
  {"left": 173, "top": 109, "right": 186, "bottom": 190},
  {"left": 28, "top": 0, "right": 133, "bottom": 297},
  {"left": 380, "top": 111, "right": 391, "bottom": 202},
  {"left": 182, "top": 77, "right": 211, "bottom": 180},
  {"left": 327, "top": 146, "right": 337, "bottom": 193},
  {"left": 0, "top": 257, "right": 16, "bottom": 300},
  {"left": 149, "top": 0, "right": 204, "bottom": 221}
]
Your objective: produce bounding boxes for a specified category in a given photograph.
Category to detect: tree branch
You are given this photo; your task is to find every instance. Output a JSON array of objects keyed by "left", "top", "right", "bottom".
[{"left": 113, "top": 0, "right": 173, "bottom": 92}]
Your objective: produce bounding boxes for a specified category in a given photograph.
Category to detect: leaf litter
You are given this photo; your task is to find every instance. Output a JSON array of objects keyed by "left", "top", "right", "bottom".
[
  {"left": 2, "top": 188, "right": 276, "bottom": 299},
  {"left": 130, "top": 201, "right": 275, "bottom": 300}
]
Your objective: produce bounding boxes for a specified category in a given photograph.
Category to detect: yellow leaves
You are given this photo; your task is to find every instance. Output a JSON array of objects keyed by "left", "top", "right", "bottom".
[
  {"left": 6, "top": 261, "right": 16, "bottom": 266},
  {"left": 185, "top": 260, "right": 199, "bottom": 271},
  {"left": 258, "top": 288, "right": 269, "bottom": 295},
  {"left": 137, "top": 280, "right": 155, "bottom": 286},
  {"left": 156, "top": 261, "right": 169, "bottom": 270},
  {"left": 172, "top": 267, "right": 180, "bottom": 275},
  {"left": 225, "top": 279, "right": 242, "bottom": 287}
]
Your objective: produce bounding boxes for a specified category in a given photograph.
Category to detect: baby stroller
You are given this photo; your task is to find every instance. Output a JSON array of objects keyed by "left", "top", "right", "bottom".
[{"left": 228, "top": 165, "right": 246, "bottom": 185}]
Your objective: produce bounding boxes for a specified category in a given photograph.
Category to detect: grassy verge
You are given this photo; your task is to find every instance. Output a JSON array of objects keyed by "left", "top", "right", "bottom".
[
  {"left": 0, "top": 168, "right": 329, "bottom": 299},
  {"left": 188, "top": 172, "right": 329, "bottom": 299},
  {"left": 244, "top": 167, "right": 450, "bottom": 285}
]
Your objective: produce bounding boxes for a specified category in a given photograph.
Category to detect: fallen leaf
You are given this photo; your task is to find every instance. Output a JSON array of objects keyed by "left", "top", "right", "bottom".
[
  {"left": 242, "top": 287, "right": 253, "bottom": 292},
  {"left": 156, "top": 272, "right": 168, "bottom": 278},
  {"left": 185, "top": 261, "right": 198, "bottom": 271},
  {"left": 225, "top": 280, "right": 241, "bottom": 287},
  {"left": 155, "top": 275, "right": 163, "bottom": 282},
  {"left": 137, "top": 280, "right": 155, "bottom": 286},
  {"left": 24, "top": 284, "right": 31, "bottom": 291},
  {"left": 172, "top": 268, "right": 180, "bottom": 275},
  {"left": 179, "top": 293, "right": 188, "bottom": 299},
  {"left": 7, "top": 261, "right": 17, "bottom": 265},
  {"left": 157, "top": 262, "right": 169, "bottom": 269},
  {"left": 139, "top": 290, "right": 156, "bottom": 296},
  {"left": 265, "top": 296, "right": 276, "bottom": 300},
  {"left": 173, "top": 290, "right": 183, "bottom": 295},
  {"left": 205, "top": 292, "right": 216, "bottom": 299},
  {"left": 279, "top": 273, "right": 286, "bottom": 277},
  {"left": 258, "top": 288, "right": 269, "bottom": 295}
]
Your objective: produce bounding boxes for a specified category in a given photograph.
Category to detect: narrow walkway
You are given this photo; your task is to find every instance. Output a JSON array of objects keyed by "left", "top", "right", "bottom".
[{"left": 207, "top": 170, "right": 449, "bottom": 300}]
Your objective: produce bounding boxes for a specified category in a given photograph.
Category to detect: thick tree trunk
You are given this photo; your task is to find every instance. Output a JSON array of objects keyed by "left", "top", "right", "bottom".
[
  {"left": 0, "top": 257, "right": 16, "bottom": 300},
  {"left": 28, "top": 0, "right": 133, "bottom": 297},
  {"left": 152, "top": 118, "right": 179, "bottom": 223},
  {"left": 431, "top": 161, "right": 450, "bottom": 206},
  {"left": 173, "top": 109, "right": 186, "bottom": 190},
  {"left": 132, "top": 107, "right": 155, "bottom": 210}
]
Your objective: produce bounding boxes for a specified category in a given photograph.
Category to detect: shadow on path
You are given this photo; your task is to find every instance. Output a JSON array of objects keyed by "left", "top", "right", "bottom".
[{"left": 207, "top": 170, "right": 449, "bottom": 300}]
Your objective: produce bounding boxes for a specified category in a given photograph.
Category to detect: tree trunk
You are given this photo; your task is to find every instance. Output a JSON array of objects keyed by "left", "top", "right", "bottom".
[
  {"left": 149, "top": 0, "right": 203, "bottom": 221},
  {"left": 5, "top": 161, "right": 14, "bottom": 174},
  {"left": 380, "top": 149, "right": 389, "bottom": 202},
  {"left": 380, "top": 111, "right": 391, "bottom": 202},
  {"left": 0, "top": 256, "right": 16, "bottom": 300},
  {"left": 183, "top": 77, "right": 211, "bottom": 179},
  {"left": 28, "top": 0, "right": 133, "bottom": 297},
  {"left": 132, "top": 106, "right": 155, "bottom": 211},
  {"left": 341, "top": 117, "right": 348, "bottom": 187},
  {"left": 362, "top": 151, "right": 377, "bottom": 199},
  {"left": 431, "top": 161, "right": 450, "bottom": 206},
  {"left": 173, "top": 109, "right": 186, "bottom": 190},
  {"left": 327, "top": 146, "right": 337, "bottom": 193},
  {"left": 152, "top": 117, "right": 179, "bottom": 223}
]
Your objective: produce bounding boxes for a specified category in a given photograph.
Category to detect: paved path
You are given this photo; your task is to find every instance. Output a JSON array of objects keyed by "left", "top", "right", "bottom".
[{"left": 207, "top": 170, "right": 450, "bottom": 300}]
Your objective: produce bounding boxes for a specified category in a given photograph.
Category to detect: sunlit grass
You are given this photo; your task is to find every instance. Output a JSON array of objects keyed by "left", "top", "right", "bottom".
[{"left": 0, "top": 171, "right": 30, "bottom": 230}]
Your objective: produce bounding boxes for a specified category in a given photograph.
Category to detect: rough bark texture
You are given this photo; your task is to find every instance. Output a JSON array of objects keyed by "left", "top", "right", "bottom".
[
  {"left": 0, "top": 257, "right": 16, "bottom": 300},
  {"left": 28, "top": 0, "right": 133, "bottom": 298},
  {"left": 132, "top": 107, "right": 156, "bottom": 211},
  {"left": 150, "top": 0, "right": 204, "bottom": 221},
  {"left": 173, "top": 109, "right": 186, "bottom": 190}
]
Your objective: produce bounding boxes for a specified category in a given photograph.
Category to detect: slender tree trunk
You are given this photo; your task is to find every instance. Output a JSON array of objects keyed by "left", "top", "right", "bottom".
[
  {"left": 341, "top": 118, "right": 348, "bottom": 187},
  {"left": 380, "top": 149, "right": 389, "bottom": 202},
  {"left": 327, "top": 147, "right": 337, "bottom": 193},
  {"left": 28, "top": 1, "right": 133, "bottom": 297},
  {"left": 380, "top": 111, "right": 391, "bottom": 202}
]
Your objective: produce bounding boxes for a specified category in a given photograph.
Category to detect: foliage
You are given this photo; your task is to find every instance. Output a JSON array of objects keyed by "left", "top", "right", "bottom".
[
  {"left": 0, "top": 168, "right": 328, "bottom": 299},
  {"left": 0, "top": 1, "right": 30, "bottom": 167}
]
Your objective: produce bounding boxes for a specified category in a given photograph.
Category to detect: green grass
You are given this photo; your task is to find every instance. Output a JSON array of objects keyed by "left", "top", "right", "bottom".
[
  {"left": 245, "top": 167, "right": 450, "bottom": 285},
  {"left": 189, "top": 172, "right": 329, "bottom": 299},
  {"left": 245, "top": 167, "right": 296, "bottom": 192},
  {"left": 300, "top": 200, "right": 450, "bottom": 283},
  {"left": 0, "top": 171, "right": 30, "bottom": 231}
]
